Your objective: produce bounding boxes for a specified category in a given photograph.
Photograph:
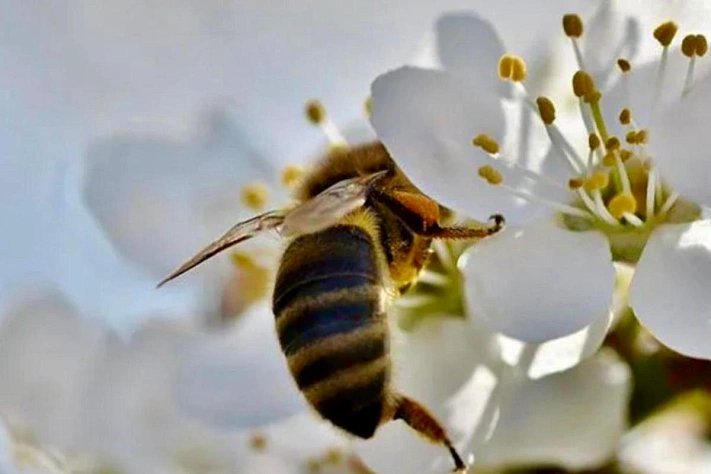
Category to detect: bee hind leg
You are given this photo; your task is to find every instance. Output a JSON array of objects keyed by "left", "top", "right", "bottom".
[{"left": 389, "top": 394, "right": 467, "bottom": 472}]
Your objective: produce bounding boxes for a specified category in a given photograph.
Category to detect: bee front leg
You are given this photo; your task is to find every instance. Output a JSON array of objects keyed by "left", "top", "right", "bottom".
[{"left": 370, "top": 189, "right": 504, "bottom": 240}]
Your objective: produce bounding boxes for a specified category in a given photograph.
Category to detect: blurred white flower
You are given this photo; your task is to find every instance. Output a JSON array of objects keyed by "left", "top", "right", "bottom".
[
  {"left": 0, "top": 290, "right": 375, "bottom": 473},
  {"left": 355, "top": 315, "right": 631, "bottom": 473},
  {"left": 370, "top": 0, "right": 711, "bottom": 359}
]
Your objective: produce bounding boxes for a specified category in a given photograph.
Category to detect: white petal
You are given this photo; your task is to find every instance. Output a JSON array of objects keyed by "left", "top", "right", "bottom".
[
  {"left": 461, "top": 218, "right": 616, "bottom": 342},
  {"left": 0, "top": 291, "right": 106, "bottom": 448},
  {"left": 495, "top": 309, "right": 613, "bottom": 378},
  {"left": 356, "top": 317, "right": 501, "bottom": 473},
  {"left": 435, "top": 14, "right": 509, "bottom": 98},
  {"left": 629, "top": 220, "right": 711, "bottom": 359},
  {"left": 456, "top": 350, "right": 631, "bottom": 470},
  {"left": 371, "top": 67, "right": 542, "bottom": 221},
  {"left": 654, "top": 73, "right": 711, "bottom": 207},
  {"left": 176, "top": 303, "right": 308, "bottom": 428},
  {"left": 81, "top": 110, "right": 284, "bottom": 278}
]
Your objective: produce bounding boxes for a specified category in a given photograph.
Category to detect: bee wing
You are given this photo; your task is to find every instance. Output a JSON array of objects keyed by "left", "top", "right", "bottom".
[
  {"left": 157, "top": 170, "right": 387, "bottom": 287},
  {"left": 281, "top": 170, "right": 388, "bottom": 237},
  {"left": 157, "top": 210, "right": 286, "bottom": 287}
]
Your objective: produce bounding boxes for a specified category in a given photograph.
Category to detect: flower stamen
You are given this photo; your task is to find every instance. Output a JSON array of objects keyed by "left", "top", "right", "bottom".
[
  {"left": 280, "top": 164, "right": 304, "bottom": 189},
  {"left": 536, "top": 96, "right": 584, "bottom": 172},
  {"left": 472, "top": 134, "right": 500, "bottom": 154},
  {"left": 304, "top": 100, "right": 348, "bottom": 146},
  {"left": 478, "top": 165, "right": 593, "bottom": 219},
  {"left": 563, "top": 14, "right": 587, "bottom": 70},
  {"left": 681, "top": 34, "right": 708, "bottom": 96},
  {"left": 498, "top": 54, "right": 527, "bottom": 82},
  {"left": 241, "top": 182, "right": 270, "bottom": 211},
  {"left": 652, "top": 21, "right": 679, "bottom": 114}
]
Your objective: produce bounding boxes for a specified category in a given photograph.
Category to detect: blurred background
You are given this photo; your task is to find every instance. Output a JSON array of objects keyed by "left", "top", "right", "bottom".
[{"left": 1, "top": 1, "right": 710, "bottom": 473}]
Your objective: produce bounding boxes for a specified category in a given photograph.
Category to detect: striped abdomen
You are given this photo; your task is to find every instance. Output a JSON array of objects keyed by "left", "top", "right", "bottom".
[{"left": 273, "top": 225, "right": 389, "bottom": 439}]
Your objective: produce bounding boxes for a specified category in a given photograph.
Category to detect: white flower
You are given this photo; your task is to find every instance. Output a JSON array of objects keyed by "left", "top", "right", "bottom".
[
  {"left": 355, "top": 315, "right": 631, "bottom": 473},
  {"left": 370, "top": 1, "right": 711, "bottom": 359}
]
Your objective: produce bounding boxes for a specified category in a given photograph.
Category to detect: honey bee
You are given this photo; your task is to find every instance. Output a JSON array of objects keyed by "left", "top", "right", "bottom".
[{"left": 159, "top": 142, "right": 504, "bottom": 472}]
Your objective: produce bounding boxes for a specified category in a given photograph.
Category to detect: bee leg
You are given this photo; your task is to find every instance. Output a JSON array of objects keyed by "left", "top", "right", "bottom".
[
  {"left": 369, "top": 188, "right": 504, "bottom": 240},
  {"left": 390, "top": 394, "right": 467, "bottom": 472}
]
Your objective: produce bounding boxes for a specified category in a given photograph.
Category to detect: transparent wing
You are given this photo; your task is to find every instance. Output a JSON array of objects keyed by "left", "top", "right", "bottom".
[
  {"left": 157, "top": 210, "right": 286, "bottom": 287},
  {"left": 157, "top": 170, "right": 387, "bottom": 287},
  {"left": 282, "top": 170, "right": 387, "bottom": 237}
]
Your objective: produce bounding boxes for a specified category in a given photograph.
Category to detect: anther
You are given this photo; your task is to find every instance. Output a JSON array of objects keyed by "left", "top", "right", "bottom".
[
  {"left": 602, "top": 152, "right": 617, "bottom": 167},
  {"left": 588, "top": 133, "right": 601, "bottom": 150},
  {"left": 608, "top": 193, "right": 638, "bottom": 220},
  {"left": 625, "top": 131, "right": 638, "bottom": 144},
  {"left": 636, "top": 129, "right": 649, "bottom": 144},
  {"left": 572, "top": 70, "right": 596, "bottom": 98},
  {"left": 364, "top": 97, "right": 373, "bottom": 117},
  {"left": 617, "top": 58, "right": 632, "bottom": 73},
  {"left": 280, "top": 164, "right": 304, "bottom": 188},
  {"left": 241, "top": 182, "right": 270, "bottom": 211},
  {"left": 653, "top": 21, "right": 678, "bottom": 47},
  {"left": 498, "top": 54, "right": 527, "bottom": 82},
  {"left": 583, "top": 90, "right": 602, "bottom": 104},
  {"left": 682, "top": 34, "right": 698, "bottom": 57},
  {"left": 619, "top": 108, "right": 632, "bottom": 125},
  {"left": 305, "top": 100, "right": 326, "bottom": 125},
  {"left": 568, "top": 177, "right": 584, "bottom": 189},
  {"left": 536, "top": 97, "right": 556, "bottom": 125},
  {"left": 472, "top": 134, "right": 500, "bottom": 154},
  {"left": 585, "top": 171, "right": 610, "bottom": 191},
  {"left": 249, "top": 433, "right": 268, "bottom": 452},
  {"left": 478, "top": 165, "right": 503, "bottom": 185},
  {"left": 324, "top": 448, "right": 343, "bottom": 464},
  {"left": 562, "top": 14, "right": 584, "bottom": 38},
  {"left": 619, "top": 149, "right": 633, "bottom": 161},
  {"left": 605, "top": 136, "right": 621, "bottom": 151}
]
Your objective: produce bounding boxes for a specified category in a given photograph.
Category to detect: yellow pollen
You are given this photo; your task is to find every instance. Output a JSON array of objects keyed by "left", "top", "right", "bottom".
[
  {"left": 472, "top": 133, "right": 500, "bottom": 154},
  {"left": 585, "top": 171, "right": 610, "bottom": 191},
  {"left": 619, "top": 108, "right": 632, "bottom": 125},
  {"left": 568, "top": 177, "right": 584, "bottom": 189},
  {"left": 364, "top": 96, "right": 373, "bottom": 117},
  {"left": 305, "top": 100, "right": 326, "bottom": 125},
  {"left": 619, "top": 149, "right": 633, "bottom": 162},
  {"left": 625, "top": 130, "right": 638, "bottom": 144},
  {"left": 572, "top": 70, "right": 596, "bottom": 98},
  {"left": 241, "top": 182, "right": 270, "bottom": 211},
  {"left": 562, "top": 14, "right": 584, "bottom": 38},
  {"left": 498, "top": 54, "right": 527, "bottom": 82},
  {"left": 605, "top": 136, "right": 621, "bottom": 151},
  {"left": 653, "top": 21, "right": 678, "bottom": 47},
  {"left": 636, "top": 129, "right": 649, "bottom": 144},
  {"left": 583, "top": 89, "right": 602, "bottom": 104},
  {"left": 324, "top": 448, "right": 343, "bottom": 464},
  {"left": 478, "top": 165, "right": 503, "bottom": 185},
  {"left": 249, "top": 433, "right": 268, "bottom": 452},
  {"left": 602, "top": 152, "right": 617, "bottom": 167},
  {"left": 588, "top": 133, "right": 601, "bottom": 150},
  {"left": 617, "top": 58, "right": 632, "bottom": 73},
  {"left": 280, "top": 164, "right": 304, "bottom": 188},
  {"left": 231, "top": 251, "right": 256, "bottom": 270},
  {"left": 608, "top": 193, "right": 638, "bottom": 219},
  {"left": 536, "top": 96, "right": 556, "bottom": 125}
]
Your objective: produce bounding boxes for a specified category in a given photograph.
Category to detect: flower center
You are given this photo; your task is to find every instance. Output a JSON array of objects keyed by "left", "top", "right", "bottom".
[{"left": 472, "top": 15, "right": 705, "bottom": 263}]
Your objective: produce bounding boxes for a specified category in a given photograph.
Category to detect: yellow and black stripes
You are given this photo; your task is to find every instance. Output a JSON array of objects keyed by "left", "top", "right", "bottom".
[{"left": 273, "top": 224, "right": 390, "bottom": 439}]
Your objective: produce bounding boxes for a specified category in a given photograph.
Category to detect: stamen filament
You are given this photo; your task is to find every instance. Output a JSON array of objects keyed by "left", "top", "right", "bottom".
[
  {"left": 417, "top": 270, "right": 451, "bottom": 287},
  {"left": 432, "top": 240, "right": 455, "bottom": 270},
  {"left": 321, "top": 119, "right": 347, "bottom": 146},
  {"left": 579, "top": 101, "right": 601, "bottom": 165},
  {"left": 623, "top": 212, "right": 645, "bottom": 227},
  {"left": 571, "top": 38, "right": 587, "bottom": 72},
  {"left": 589, "top": 100, "right": 609, "bottom": 142},
  {"left": 652, "top": 46, "right": 669, "bottom": 116},
  {"left": 500, "top": 182, "right": 593, "bottom": 219},
  {"left": 659, "top": 191, "right": 680, "bottom": 215},
  {"left": 683, "top": 56, "right": 697, "bottom": 97},
  {"left": 593, "top": 190, "right": 621, "bottom": 225},
  {"left": 577, "top": 188, "right": 604, "bottom": 217},
  {"left": 547, "top": 126, "right": 586, "bottom": 173},
  {"left": 613, "top": 151, "right": 632, "bottom": 194},
  {"left": 646, "top": 165, "right": 657, "bottom": 219}
]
